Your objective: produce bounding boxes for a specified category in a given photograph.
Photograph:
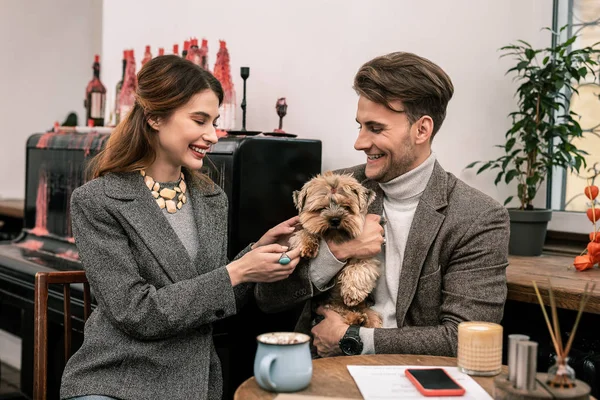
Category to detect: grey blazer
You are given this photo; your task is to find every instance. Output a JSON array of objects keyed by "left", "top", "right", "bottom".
[
  {"left": 60, "top": 170, "right": 251, "bottom": 400},
  {"left": 255, "top": 161, "right": 510, "bottom": 357}
]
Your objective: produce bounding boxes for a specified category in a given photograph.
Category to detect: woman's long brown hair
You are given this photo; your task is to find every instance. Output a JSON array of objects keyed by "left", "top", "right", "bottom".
[{"left": 87, "top": 55, "right": 224, "bottom": 184}]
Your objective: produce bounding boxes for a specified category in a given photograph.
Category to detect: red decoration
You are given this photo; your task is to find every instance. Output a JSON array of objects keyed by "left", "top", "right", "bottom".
[
  {"left": 574, "top": 255, "right": 594, "bottom": 271},
  {"left": 585, "top": 185, "right": 599, "bottom": 200},
  {"left": 574, "top": 180, "right": 600, "bottom": 271},
  {"left": 587, "top": 208, "right": 600, "bottom": 223}
]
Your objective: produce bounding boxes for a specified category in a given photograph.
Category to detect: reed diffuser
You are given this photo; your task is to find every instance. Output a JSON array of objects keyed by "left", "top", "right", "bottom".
[{"left": 532, "top": 280, "right": 596, "bottom": 388}]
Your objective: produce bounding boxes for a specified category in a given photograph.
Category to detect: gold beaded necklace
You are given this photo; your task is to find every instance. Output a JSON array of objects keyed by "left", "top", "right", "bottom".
[{"left": 140, "top": 170, "right": 187, "bottom": 214}]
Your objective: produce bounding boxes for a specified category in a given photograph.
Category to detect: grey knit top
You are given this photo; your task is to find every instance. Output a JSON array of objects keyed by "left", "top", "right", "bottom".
[{"left": 157, "top": 180, "right": 199, "bottom": 261}]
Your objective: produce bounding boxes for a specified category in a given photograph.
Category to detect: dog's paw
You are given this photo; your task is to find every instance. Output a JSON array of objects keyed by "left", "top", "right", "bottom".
[
  {"left": 300, "top": 244, "right": 319, "bottom": 258},
  {"left": 363, "top": 310, "right": 383, "bottom": 328},
  {"left": 341, "top": 286, "right": 369, "bottom": 307},
  {"left": 344, "top": 311, "right": 366, "bottom": 326}
]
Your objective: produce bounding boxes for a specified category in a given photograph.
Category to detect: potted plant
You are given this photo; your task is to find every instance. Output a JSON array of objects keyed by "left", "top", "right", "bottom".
[{"left": 467, "top": 26, "right": 599, "bottom": 256}]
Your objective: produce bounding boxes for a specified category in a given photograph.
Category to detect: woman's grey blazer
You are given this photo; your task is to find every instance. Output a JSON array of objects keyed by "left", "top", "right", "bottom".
[{"left": 60, "top": 170, "right": 251, "bottom": 400}]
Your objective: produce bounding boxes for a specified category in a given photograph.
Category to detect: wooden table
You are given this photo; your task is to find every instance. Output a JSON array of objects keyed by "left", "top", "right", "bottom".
[
  {"left": 234, "top": 354, "right": 506, "bottom": 399},
  {"left": 507, "top": 254, "right": 600, "bottom": 314},
  {"left": 0, "top": 199, "right": 24, "bottom": 219}
]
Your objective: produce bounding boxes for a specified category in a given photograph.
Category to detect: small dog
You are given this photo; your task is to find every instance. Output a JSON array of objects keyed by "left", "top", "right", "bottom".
[{"left": 290, "top": 171, "right": 383, "bottom": 328}]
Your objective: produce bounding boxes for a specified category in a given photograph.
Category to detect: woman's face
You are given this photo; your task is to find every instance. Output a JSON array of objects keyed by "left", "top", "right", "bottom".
[{"left": 153, "top": 89, "right": 220, "bottom": 172}]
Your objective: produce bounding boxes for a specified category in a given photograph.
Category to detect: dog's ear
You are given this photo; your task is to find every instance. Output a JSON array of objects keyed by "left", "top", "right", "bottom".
[
  {"left": 355, "top": 187, "right": 376, "bottom": 212},
  {"left": 293, "top": 189, "right": 306, "bottom": 212},
  {"left": 366, "top": 189, "right": 376, "bottom": 207}
]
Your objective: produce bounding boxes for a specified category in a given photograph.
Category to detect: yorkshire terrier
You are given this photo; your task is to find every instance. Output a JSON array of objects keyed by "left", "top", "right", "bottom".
[{"left": 291, "top": 171, "right": 383, "bottom": 328}]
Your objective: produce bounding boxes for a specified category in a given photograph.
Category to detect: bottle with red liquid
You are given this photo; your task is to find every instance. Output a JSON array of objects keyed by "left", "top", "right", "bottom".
[
  {"left": 173, "top": 43, "right": 179, "bottom": 55},
  {"left": 186, "top": 38, "right": 200, "bottom": 65},
  {"left": 84, "top": 54, "right": 107, "bottom": 127},
  {"left": 114, "top": 50, "right": 128, "bottom": 125},
  {"left": 182, "top": 40, "right": 190, "bottom": 58},
  {"left": 158, "top": 47, "right": 165, "bottom": 56},
  {"left": 141, "top": 45, "right": 152, "bottom": 65},
  {"left": 200, "top": 38, "right": 209, "bottom": 70},
  {"left": 213, "top": 40, "right": 235, "bottom": 131},
  {"left": 118, "top": 50, "right": 137, "bottom": 121}
]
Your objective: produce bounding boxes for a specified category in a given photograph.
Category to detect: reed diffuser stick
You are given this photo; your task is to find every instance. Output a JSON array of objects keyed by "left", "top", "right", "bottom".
[
  {"left": 563, "top": 283, "right": 595, "bottom": 357},
  {"left": 547, "top": 282, "right": 564, "bottom": 356},
  {"left": 532, "top": 281, "right": 560, "bottom": 355}
]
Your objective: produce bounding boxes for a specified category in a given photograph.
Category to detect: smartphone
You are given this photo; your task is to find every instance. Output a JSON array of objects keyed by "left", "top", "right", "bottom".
[{"left": 405, "top": 368, "right": 466, "bottom": 397}]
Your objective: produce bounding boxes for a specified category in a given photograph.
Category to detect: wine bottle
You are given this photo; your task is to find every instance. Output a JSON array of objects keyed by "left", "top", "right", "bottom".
[
  {"left": 118, "top": 50, "right": 137, "bottom": 121},
  {"left": 84, "top": 54, "right": 107, "bottom": 127},
  {"left": 173, "top": 43, "right": 179, "bottom": 55},
  {"left": 141, "top": 45, "right": 152, "bottom": 65},
  {"left": 182, "top": 40, "right": 190, "bottom": 58},
  {"left": 114, "top": 50, "right": 127, "bottom": 125}
]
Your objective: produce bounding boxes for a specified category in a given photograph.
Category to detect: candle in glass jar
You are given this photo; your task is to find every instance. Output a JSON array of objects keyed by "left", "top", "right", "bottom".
[{"left": 457, "top": 321, "right": 503, "bottom": 376}]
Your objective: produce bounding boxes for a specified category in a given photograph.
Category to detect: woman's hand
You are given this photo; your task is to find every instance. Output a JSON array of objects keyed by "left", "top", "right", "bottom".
[
  {"left": 227, "top": 244, "right": 301, "bottom": 286},
  {"left": 327, "top": 214, "right": 384, "bottom": 261},
  {"left": 252, "top": 216, "right": 300, "bottom": 249}
]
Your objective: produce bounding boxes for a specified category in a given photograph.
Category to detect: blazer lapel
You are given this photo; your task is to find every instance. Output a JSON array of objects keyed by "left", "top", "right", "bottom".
[
  {"left": 187, "top": 173, "right": 224, "bottom": 275},
  {"left": 103, "top": 172, "right": 194, "bottom": 283},
  {"left": 395, "top": 161, "right": 448, "bottom": 326}
]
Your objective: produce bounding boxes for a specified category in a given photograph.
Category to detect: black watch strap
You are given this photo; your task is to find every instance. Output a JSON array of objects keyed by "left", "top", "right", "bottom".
[
  {"left": 339, "top": 324, "right": 363, "bottom": 356},
  {"left": 345, "top": 324, "right": 361, "bottom": 338}
]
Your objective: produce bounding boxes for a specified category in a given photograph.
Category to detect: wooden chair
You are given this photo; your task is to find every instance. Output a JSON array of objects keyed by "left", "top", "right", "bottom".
[{"left": 33, "top": 271, "right": 92, "bottom": 400}]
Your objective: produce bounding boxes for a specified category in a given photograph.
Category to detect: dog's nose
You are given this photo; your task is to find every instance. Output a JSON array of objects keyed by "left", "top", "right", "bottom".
[{"left": 329, "top": 217, "right": 341, "bottom": 227}]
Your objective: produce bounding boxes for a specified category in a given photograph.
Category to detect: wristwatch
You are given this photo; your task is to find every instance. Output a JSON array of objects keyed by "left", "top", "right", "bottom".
[{"left": 339, "top": 325, "right": 363, "bottom": 356}]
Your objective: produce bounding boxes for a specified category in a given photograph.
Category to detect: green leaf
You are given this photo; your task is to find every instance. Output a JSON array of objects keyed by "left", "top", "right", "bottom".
[
  {"left": 503, "top": 196, "right": 514, "bottom": 206},
  {"left": 477, "top": 163, "right": 492, "bottom": 174},
  {"left": 495, "top": 171, "right": 504, "bottom": 185},
  {"left": 505, "top": 169, "right": 520, "bottom": 184},
  {"left": 542, "top": 56, "right": 550, "bottom": 65},
  {"left": 465, "top": 161, "right": 479, "bottom": 169},
  {"left": 525, "top": 49, "right": 537, "bottom": 60},
  {"left": 505, "top": 138, "right": 516, "bottom": 152}
]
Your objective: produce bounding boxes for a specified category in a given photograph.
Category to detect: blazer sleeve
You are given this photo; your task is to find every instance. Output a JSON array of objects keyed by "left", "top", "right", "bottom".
[
  {"left": 373, "top": 205, "right": 510, "bottom": 356},
  {"left": 70, "top": 188, "right": 238, "bottom": 340}
]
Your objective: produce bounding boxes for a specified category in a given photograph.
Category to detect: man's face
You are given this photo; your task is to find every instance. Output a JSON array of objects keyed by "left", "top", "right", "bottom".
[{"left": 354, "top": 96, "right": 425, "bottom": 183}]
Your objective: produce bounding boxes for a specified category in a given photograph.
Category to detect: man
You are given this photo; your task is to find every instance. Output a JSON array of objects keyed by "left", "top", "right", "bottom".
[{"left": 256, "top": 52, "right": 509, "bottom": 358}]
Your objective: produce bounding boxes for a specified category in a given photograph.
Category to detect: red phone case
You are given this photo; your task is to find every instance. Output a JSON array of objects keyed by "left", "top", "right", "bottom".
[{"left": 405, "top": 368, "right": 466, "bottom": 397}]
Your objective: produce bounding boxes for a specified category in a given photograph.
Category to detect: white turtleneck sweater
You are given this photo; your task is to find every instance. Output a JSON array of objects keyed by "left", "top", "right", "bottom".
[{"left": 309, "top": 153, "right": 436, "bottom": 354}]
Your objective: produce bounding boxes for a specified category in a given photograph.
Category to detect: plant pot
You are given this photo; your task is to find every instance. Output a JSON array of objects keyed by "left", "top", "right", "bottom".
[{"left": 507, "top": 209, "right": 552, "bottom": 256}]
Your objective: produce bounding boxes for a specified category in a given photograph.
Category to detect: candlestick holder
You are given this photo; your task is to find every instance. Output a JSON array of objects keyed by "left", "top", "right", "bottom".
[{"left": 227, "top": 66, "right": 262, "bottom": 136}]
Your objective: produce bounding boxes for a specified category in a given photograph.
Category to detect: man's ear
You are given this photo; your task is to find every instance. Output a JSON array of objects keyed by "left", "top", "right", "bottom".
[{"left": 415, "top": 115, "right": 433, "bottom": 144}]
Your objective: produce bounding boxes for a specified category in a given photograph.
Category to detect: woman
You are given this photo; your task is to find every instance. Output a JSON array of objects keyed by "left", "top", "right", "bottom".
[{"left": 60, "top": 55, "right": 300, "bottom": 400}]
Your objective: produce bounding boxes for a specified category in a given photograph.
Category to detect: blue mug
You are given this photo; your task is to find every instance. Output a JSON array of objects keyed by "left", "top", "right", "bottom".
[{"left": 254, "top": 332, "right": 312, "bottom": 392}]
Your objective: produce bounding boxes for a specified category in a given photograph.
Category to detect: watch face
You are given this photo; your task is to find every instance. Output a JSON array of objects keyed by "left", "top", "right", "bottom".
[{"left": 341, "top": 337, "right": 361, "bottom": 355}]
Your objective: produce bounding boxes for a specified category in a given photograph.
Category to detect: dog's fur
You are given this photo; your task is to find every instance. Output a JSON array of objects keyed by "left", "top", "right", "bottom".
[{"left": 291, "top": 171, "right": 383, "bottom": 328}]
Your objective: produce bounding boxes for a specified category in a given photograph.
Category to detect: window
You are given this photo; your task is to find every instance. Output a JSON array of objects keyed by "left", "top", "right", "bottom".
[{"left": 549, "top": 0, "right": 600, "bottom": 233}]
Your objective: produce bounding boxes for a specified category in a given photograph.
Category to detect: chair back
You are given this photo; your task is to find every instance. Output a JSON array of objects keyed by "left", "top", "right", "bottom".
[{"left": 33, "top": 270, "right": 91, "bottom": 400}]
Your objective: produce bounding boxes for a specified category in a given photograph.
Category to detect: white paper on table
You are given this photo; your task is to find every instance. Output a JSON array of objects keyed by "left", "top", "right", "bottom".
[{"left": 346, "top": 365, "right": 493, "bottom": 400}]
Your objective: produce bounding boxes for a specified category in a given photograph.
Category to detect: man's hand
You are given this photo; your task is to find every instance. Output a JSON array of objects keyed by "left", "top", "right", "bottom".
[
  {"left": 327, "top": 214, "right": 384, "bottom": 261},
  {"left": 311, "top": 306, "right": 349, "bottom": 357}
]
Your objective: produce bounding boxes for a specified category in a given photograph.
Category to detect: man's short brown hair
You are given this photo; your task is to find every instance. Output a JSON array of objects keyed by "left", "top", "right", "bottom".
[{"left": 353, "top": 52, "right": 454, "bottom": 137}]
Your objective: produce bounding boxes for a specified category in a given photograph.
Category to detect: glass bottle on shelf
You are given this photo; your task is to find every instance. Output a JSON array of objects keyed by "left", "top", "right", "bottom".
[
  {"left": 141, "top": 45, "right": 152, "bottom": 66},
  {"left": 84, "top": 54, "right": 107, "bottom": 127},
  {"left": 172, "top": 44, "right": 179, "bottom": 55},
  {"left": 182, "top": 40, "right": 190, "bottom": 58},
  {"left": 200, "top": 38, "right": 209, "bottom": 70},
  {"left": 114, "top": 50, "right": 128, "bottom": 125},
  {"left": 158, "top": 47, "right": 164, "bottom": 56},
  {"left": 213, "top": 40, "right": 235, "bottom": 132},
  {"left": 118, "top": 50, "right": 137, "bottom": 122}
]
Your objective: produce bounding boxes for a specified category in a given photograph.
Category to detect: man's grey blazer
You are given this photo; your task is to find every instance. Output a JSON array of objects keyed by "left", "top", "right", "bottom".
[
  {"left": 255, "top": 161, "right": 510, "bottom": 357},
  {"left": 60, "top": 170, "right": 251, "bottom": 400}
]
